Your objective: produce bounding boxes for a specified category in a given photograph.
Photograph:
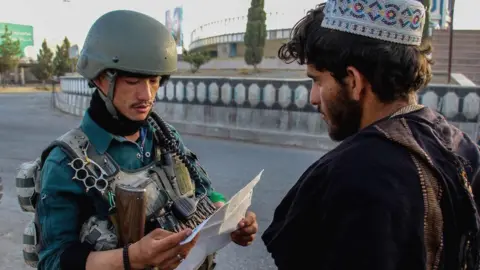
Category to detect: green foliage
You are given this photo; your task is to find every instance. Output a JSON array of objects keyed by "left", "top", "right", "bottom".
[
  {"left": 182, "top": 48, "right": 211, "bottom": 73},
  {"left": 53, "top": 37, "right": 72, "bottom": 77},
  {"left": 244, "top": 0, "right": 267, "bottom": 70},
  {"left": 421, "top": 0, "right": 431, "bottom": 40},
  {"left": 0, "top": 24, "right": 21, "bottom": 80},
  {"left": 31, "top": 39, "right": 54, "bottom": 82}
]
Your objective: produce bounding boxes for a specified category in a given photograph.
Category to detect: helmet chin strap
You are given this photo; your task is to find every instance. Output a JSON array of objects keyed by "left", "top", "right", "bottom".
[
  {"left": 91, "top": 70, "right": 156, "bottom": 125},
  {"left": 96, "top": 71, "right": 119, "bottom": 120}
]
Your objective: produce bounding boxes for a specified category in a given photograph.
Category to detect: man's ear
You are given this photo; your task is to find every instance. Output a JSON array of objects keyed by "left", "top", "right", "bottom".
[
  {"left": 93, "top": 73, "right": 108, "bottom": 95},
  {"left": 345, "top": 66, "right": 368, "bottom": 101}
]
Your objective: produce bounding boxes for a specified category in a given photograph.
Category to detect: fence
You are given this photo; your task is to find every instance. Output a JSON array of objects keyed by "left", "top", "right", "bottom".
[{"left": 56, "top": 76, "right": 480, "bottom": 150}]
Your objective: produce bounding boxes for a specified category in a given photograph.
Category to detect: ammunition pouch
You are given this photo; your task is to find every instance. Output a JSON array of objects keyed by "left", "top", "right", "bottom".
[
  {"left": 80, "top": 216, "right": 118, "bottom": 251},
  {"left": 113, "top": 162, "right": 217, "bottom": 235},
  {"left": 80, "top": 150, "right": 217, "bottom": 251}
]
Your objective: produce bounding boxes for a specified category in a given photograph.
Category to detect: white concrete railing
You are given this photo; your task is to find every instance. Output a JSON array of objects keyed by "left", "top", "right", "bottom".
[{"left": 56, "top": 76, "right": 480, "bottom": 149}]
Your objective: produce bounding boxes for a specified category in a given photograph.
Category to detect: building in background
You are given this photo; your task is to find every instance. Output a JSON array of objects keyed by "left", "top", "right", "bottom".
[
  {"left": 186, "top": 0, "right": 480, "bottom": 85},
  {"left": 189, "top": 0, "right": 452, "bottom": 59},
  {"left": 431, "top": 0, "right": 451, "bottom": 29},
  {"left": 188, "top": 11, "right": 299, "bottom": 59}
]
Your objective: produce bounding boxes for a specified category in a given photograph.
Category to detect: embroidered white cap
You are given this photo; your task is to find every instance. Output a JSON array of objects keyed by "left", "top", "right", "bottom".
[{"left": 321, "top": 0, "right": 426, "bottom": 46}]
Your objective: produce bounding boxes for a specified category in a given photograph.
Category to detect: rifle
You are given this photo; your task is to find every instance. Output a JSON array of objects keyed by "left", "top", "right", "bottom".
[
  {"left": 115, "top": 184, "right": 147, "bottom": 246},
  {"left": 115, "top": 184, "right": 168, "bottom": 270}
]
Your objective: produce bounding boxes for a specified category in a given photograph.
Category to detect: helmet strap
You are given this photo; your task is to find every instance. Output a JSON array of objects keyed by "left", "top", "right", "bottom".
[
  {"left": 96, "top": 70, "right": 120, "bottom": 120},
  {"left": 86, "top": 70, "right": 152, "bottom": 136}
]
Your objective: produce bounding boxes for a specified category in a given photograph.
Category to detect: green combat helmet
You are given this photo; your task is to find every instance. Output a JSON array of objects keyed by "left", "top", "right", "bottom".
[{"left": 76, "top": 9, "right": 178, "bottom": 118}]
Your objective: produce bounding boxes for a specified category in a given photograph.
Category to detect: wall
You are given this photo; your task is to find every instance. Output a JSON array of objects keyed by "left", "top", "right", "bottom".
[
  {"left": 176, "top": 58, "right": 302, "bottom": 71},
  {"left": 215, "top": 39, "right": 287, "bottom": 59},
  {"left": 57, "top": 76, "right": 480, "bottom": 150},
  {"left": 431, "top": 30, "right": 480, "bottom": 84},
  {"left": 190, "top": 29, "right": 291, "bottom": 52}
]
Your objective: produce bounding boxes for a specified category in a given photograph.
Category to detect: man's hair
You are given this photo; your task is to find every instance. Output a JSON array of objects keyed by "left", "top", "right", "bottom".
[{"left": 279, "top": 3, "right": 433, "bottom": 103}]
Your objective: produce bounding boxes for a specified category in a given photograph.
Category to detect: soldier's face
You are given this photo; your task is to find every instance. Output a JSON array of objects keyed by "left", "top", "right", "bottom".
[{"left": 97, "top": 75, "right": 161, "bottom": 121}]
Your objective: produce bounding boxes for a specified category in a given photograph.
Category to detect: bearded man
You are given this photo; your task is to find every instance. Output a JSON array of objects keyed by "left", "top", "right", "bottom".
[{"left": 261, "top": 1, "right": 480, "bottom": 269}]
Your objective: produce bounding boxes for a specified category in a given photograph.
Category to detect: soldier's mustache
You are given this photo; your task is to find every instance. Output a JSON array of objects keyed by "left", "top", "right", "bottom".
[{"left": 131, "top": 101, "right": 154, "bottom": 108}]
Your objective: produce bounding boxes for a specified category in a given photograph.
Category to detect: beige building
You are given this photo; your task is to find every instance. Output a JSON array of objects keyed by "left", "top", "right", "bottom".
[
  {"left": 189, "top": 29, "right": 289, "bottom": 59},
  {"left": 188, "top": 25, "right": 480, "bottom": 85}
]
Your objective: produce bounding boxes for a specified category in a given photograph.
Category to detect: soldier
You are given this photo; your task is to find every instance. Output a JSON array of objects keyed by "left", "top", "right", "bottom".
[{"left": 30, "top": 10, "right": 258, "bottom": 270}]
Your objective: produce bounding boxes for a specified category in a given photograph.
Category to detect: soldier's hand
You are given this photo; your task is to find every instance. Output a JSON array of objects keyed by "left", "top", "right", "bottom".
[
  {"left": 129, "top": 228, "right": 200, "bottom": 269},
  {"left": 231, "top": 211, "right": 258, "bottom": 246}
]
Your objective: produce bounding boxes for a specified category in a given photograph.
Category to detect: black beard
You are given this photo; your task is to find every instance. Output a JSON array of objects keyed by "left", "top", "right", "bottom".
[
  {"left": 87, "top": 89, "right": 150, "bottom": 136},
  {"left": 326, "top": 86, "right": 363, "bottom": 142}
]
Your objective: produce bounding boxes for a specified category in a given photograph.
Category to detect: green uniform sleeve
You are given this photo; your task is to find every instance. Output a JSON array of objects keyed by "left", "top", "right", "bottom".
[
  {"left": 36, "top": 147, "right": 87, "bottom": 270},
  {"left": 168, "top": 124, "right": 227, "bottom": 203}
]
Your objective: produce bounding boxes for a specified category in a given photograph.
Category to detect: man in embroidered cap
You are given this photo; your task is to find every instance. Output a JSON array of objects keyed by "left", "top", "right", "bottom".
[{"left": 262, "top": 0, "right": 480, "bottom": 269}]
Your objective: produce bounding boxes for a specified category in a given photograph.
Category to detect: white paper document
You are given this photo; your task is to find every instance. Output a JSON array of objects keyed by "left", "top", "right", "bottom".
[{"left": 175, "top": 170, "right": 264, "bottom": 270}]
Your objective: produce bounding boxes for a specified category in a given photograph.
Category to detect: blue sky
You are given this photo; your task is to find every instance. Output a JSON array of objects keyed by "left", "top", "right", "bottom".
[{"left": 0, "top": 0, "right": 477, "bottom": 57}]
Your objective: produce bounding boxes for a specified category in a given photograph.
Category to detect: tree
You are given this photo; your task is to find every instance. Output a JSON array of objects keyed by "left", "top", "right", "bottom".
[
  {"left": 31, "top": 39, "right": 54, "bottom": 84},
  {"left": 182, "top": 48, "right": 211, "bottom": 73},
  {"left": 53, "top": 37, "right": 72, "bottom": 77},
  {"left": 0, "top": 25, "right": 21, "bottom": 86},
  {"left": 244, "top": 0, "right": 267, "bottom": 72},
  {"left": 421, "top": 0, "right": 432, "bottom": 42}
]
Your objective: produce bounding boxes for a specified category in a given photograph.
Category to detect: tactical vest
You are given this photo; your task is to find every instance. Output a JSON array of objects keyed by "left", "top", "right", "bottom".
[{"left": 15, "top": 112, "right": 217, "bottom": 268}]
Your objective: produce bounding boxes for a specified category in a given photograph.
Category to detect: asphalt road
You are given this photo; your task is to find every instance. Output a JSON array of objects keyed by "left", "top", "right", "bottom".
[{"left": 0, "top": 92, "right": 324, "bottom": 270}]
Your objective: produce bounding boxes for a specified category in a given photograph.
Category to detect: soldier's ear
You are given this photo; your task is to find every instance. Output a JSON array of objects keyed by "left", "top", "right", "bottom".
[{"left": 93, "top": 73, "right": 108, "bottom": 95}]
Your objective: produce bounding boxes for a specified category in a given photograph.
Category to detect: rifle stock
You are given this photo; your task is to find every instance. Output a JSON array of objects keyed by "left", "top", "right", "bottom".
[{"left": 115, "top": 184, "right": 147, "bottom": 246}]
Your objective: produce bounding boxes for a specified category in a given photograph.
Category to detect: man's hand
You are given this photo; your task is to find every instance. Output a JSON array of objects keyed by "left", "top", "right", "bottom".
[
  {"left": 230, "top": 211, "right": 258, "bottom": 246},
  {"left": 213, "top": 201, "right": 225, "bottom": 209},
  {"left": 129, "top": 228, "right": 199, "bottom": 270}
]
